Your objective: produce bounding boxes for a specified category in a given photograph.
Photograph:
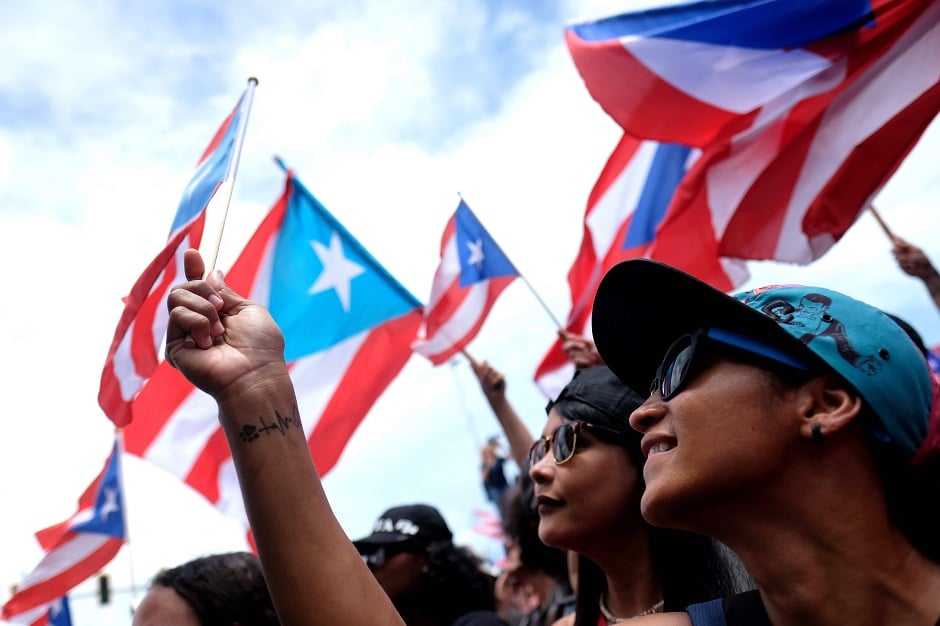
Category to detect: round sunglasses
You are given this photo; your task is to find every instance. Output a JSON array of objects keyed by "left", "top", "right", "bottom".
[{"left": 528, "top": 420, "right": 627, "bottom": 467}]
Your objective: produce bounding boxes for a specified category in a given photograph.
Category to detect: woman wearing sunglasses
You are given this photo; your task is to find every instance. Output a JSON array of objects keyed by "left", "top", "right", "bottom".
[
  {"left": 529, "top": 366, "right": 743, "bottom": 626},
  {"left": 591, "top": 259, "right": 940, "bottom": 626}
]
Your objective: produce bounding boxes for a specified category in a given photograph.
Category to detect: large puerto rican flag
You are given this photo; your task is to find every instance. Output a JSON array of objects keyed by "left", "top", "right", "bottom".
[
  {"left": 99, "top": 83, "right": 255, "bottom": 427},
  {"left": 566, "top": 0, "right": 940, "bottom": 267},
  {"left": 122, "top": 170, "right": 423, "bottom": 525}
]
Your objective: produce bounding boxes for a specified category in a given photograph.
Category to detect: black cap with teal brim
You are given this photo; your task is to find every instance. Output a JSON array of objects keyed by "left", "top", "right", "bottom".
[{"left": 592, "top": 259, "right": 934, "bottom": 462}]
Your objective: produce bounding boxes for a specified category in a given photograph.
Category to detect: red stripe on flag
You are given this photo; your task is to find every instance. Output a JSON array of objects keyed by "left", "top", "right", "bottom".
[
  {"left": 565, "top": 31, "right": 757, "bottom": 146},
  {"left": 1, "top": 537, "right": 122, "bottom": 619},
  {"left": 309, "top": 310, "right": 423, "bottom": 474}
]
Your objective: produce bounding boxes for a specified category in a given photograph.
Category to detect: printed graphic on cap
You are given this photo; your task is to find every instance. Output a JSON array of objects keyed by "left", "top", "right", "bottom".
[{"left": 757, "top": 292, "right": 882, "bottom": 376}]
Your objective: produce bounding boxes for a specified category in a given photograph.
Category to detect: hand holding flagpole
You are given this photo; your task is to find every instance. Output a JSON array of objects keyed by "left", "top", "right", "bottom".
[{"left": 872, "top": 202, "right": 940, "bottom": 315}]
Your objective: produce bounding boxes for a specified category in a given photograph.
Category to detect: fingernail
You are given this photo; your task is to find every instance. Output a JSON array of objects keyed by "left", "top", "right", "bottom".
[
  {"left": 212, "top": 321, "right": 225, "bottom": 336},
  {"left": 209, "top": 293, "right": 224, "bottom": 308}
]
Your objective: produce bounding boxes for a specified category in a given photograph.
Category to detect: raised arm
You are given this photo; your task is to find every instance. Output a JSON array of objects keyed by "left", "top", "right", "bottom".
[
  {"left": 165, "top": 249, "right": 404, "bottom": 626},
  {"left": 467, "top": 355, "right": 534, "bottom": 470}
]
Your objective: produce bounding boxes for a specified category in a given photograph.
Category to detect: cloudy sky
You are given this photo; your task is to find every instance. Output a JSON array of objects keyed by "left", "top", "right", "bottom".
[{"left": 2, "top": 1, "right": 938, "bottom": 624}]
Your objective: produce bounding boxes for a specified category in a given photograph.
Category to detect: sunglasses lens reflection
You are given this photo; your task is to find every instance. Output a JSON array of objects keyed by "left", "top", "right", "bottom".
[
  {"left": 552, "top": 424, "right": 577, "bottom": 463},
  {"left": 655, "top": 334, "right": 696, "bottom": 400}
]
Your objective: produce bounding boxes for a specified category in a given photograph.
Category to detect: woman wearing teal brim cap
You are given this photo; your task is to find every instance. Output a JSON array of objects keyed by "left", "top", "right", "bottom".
[{"left": 591, "top": 259, "right": 940, "bottom": 626}]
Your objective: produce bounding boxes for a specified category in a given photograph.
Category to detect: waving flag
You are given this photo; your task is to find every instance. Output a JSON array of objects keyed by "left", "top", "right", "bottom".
[
  {"left": 99, "top": 80, "right": 257, "bottom": 427},
  {"left": 122, "top": 170, "right": 423, "bottom": 525},
  {"left": 412, "top": 200, "right": 518, "bottom": 365},
  {"left": 534, "top": 134, "right": 733, "bottom": 396},
  {"left": 5, "top": 596, "right": 74, "bottom": 626},
  {"left": 566, "top": 0, "right": 940, "bottom": 267},
  {"left": 3, "top": 444, "right": 125, "bottom": 624}
]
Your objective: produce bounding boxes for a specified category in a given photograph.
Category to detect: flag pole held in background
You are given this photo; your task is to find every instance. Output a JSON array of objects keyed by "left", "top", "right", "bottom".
[
  {"left": 203, "top": 76, "right": 259, "bottom": 274},
  {"left": 516, "top": 267, "right": 563, "bottom": 330},
  {"left": 455, "top": 193, "right": 562, "bottom": 330},
  {"left": 457, "top": 193, "right": 564, "bottom": 328},
  {"left": 868, "top": 204, "right": 896, "bottom": 240},
  {"left": 413, "top": 196, "right": 546, "bottom": 365},
  {"left": 99, "top": 80, "right": 261, "bottom": 427}
]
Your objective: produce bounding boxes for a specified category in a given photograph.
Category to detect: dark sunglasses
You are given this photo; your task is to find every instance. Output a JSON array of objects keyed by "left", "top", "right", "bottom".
[
  {"left": 528, "top": 420, "right": 627, "bottom": 466},
  {"left": 651, "top": 327, "right": 813, "bottom": 401},
  {"left": 360, "top": 543, "right": 423, "bottom": 569}
]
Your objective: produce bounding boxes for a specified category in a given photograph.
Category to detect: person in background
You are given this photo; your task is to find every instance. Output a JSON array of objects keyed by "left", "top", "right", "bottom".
[
  {"left": 132, "top": 551, "right": 279, "bottom": 626},
  {"left": 497, "top": 474, "right": 575, "bottom": 626},
  {"left": 481, "top": 436, "right": 510, "bottom": 506},
  {"left": 591, "top": 258, "right": 940, "bottom": 625},
  {"left": 353, "top": 503, "right": 507, "bottom": 626},
  {"left": 892, "top": 235, "right": 940, "bottom": 314},
  {"left": 530, "top": 366, "right": 744, "bottom": 626},
  {"left": 468, "top": 358, "right": 575, "bottom": 626},
  {"left": 469, "top": 356, "right": 535, "bottom": 470}
]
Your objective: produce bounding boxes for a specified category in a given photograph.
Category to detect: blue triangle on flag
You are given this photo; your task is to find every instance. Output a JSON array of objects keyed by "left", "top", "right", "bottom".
[
  {"left": 70, "top": 442, "right": 125, "bottom": 540},
  {"left": 48, "top": 596, "right": 73, "bottom": 626},
  {"left": 268, "top": 178, "right": 422, "bottom": 362},
  {"left": 454, "top": 200, "right": 518, "bottom": 288}
]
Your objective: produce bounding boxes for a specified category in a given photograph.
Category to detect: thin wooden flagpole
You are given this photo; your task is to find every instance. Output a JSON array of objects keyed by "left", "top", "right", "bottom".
[
  {"left": 203, "top": 77, "right": 259, "bottom": 274},
  {"left": 867, "top": 203, "right": 895, "bottom": 240}
]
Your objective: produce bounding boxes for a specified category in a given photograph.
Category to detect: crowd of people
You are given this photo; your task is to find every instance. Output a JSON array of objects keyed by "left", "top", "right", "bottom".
[{"left": 129, "top": 234, "right": 940, "bottom": 625}]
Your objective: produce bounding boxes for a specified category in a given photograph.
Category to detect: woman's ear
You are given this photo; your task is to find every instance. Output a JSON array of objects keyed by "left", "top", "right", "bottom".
[{"left": 798, "top": 373, "right": 863, "bottom": 441}]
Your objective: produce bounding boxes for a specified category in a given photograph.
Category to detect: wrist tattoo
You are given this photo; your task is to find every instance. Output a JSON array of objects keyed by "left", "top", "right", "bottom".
[{"left": 238, "top": 404, "right": 302, "bottom": 443}]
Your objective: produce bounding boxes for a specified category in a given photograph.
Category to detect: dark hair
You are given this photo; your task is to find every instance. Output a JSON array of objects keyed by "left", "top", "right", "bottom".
[
  {"left": 149, "top": 551, "right": 279, "bottom": 626},
  {"left": 754, "top": 327, "right": 940, "bottom": 565},
  {"left": 393, "top": 541, "right": 497, "bottom": 624},
  {"left": 500, "top": 474, "right": 569, "bottom": 580},
  {"left": 549, "top": 377, "right": 742, "bottom": 625},
  {"left": 856, "top": 401, "right": 940, "bottom": 563}
]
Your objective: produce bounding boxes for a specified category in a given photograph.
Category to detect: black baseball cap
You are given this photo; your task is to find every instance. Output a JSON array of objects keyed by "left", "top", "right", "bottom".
[{"left": 353, "top": 504, "right": 453, "bottom": 552}]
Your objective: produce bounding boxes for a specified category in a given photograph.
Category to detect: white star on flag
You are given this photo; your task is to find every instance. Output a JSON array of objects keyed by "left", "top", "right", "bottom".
[
  {"left": 309, "top": 231, "right": 366, "bottom": 312},
  {"left": 466, "top": 239, "right": 485, "bottom": 268},
  {"left": 98, "top": 486, "right": 120, "bottom": 521}
]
